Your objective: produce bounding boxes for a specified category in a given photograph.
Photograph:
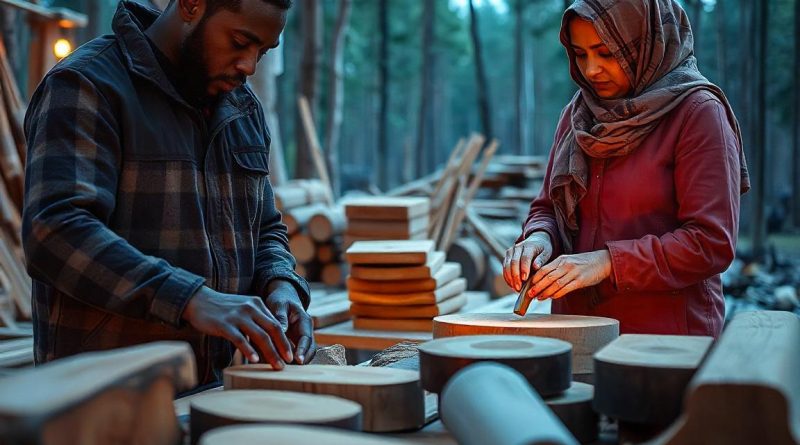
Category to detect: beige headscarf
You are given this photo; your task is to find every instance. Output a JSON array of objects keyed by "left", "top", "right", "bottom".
[{"left": 550, "top": 0, "right": 750, "bottom": 253}]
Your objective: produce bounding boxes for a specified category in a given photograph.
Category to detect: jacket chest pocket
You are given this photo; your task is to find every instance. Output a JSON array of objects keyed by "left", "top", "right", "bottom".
[{"left": 232, "top": 146, "right": 270, "bottom": 227}]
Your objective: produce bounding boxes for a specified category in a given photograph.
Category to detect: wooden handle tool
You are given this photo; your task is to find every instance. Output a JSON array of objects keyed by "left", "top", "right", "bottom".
[{"left": 512, "top": 275, "right": 536, "bottom": 316}]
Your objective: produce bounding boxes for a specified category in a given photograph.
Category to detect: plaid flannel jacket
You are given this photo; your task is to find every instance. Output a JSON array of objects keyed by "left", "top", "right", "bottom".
[{"left": 22, "top": 1, "right": 309, "bottom": 384}]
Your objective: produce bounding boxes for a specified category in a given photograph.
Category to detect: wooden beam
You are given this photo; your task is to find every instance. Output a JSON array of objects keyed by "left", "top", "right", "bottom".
[{"left": 0, "top": 0, "right": 87, "bottom": 28}]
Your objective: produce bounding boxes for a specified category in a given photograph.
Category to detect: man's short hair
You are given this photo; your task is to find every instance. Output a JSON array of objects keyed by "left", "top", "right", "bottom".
[{"left": 167, "top": 0, "right": 293, "bottom": 16}]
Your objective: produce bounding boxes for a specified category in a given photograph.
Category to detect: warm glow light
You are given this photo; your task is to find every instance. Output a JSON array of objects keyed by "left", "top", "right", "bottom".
[{"left": 53, "top": 39, "right": 72, "bottom": 59}]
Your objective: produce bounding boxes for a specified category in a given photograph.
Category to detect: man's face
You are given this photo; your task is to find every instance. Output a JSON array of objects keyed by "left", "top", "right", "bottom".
[{"left": 178, "top": 0, "right": 286, "bottom": 105}]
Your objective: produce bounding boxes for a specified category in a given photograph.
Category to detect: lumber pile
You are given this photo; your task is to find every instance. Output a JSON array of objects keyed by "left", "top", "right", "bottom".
[
  {"left": 0, "top": 35, "right": 30, "bottom": 328},
  {"left": 345, "top": 240, "right": 468, "bottom": 332}
]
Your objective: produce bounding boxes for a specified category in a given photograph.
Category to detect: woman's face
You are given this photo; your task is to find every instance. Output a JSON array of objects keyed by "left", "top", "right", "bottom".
[{"left": 568, "top": 18, "right": 632, "bottom": 99}]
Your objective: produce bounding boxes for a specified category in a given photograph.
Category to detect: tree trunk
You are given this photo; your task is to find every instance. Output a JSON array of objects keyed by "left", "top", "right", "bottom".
[
  {"left": 323, "top": 0, "right": 351, "bottom": 198},
  {"left": 377, "top": 0, "right": 390, "bottom": 191},
  {"left": 469, "top": 0, "right": 493, "bottom": 142},
  {"left": 250, "top": 49, "right": 288, "bottom": 186},
  {"left": 750, "top": 0, "right": 768, "bottom": 258},
  {"left": 513, "top": 0, "right": 528, "bottom": 155},
  {"left": 294, "top": 0, "right": 322, "bottom": 179},
  {"left": 714, "top": 0, "right": 727, "bottom": 89},
  {"left": 415, "top": 0, "right": 436, "bottom": 177},
  {"left": 793, "top": 0, "right": 800, "bottom": 228},
  {"left": 689, "top": 0, "right": 702, "bottom": 55}
]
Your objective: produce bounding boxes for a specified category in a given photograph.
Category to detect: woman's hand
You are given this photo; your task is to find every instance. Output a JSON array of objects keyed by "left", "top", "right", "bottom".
[
  {"left": 527, "top": 249, "right": 613, "bottom": 300},
  {"left": 503, "top": 231, "right": 554, "bottom": 292}
]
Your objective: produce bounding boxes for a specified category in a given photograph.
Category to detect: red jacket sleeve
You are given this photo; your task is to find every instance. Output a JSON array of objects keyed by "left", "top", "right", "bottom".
[{"left": 606, "top": 96, "right": 741, "bottom": 292}]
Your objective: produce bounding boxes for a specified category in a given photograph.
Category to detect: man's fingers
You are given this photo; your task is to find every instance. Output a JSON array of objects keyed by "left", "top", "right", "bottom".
[
  {"left": 272, "top": 301, "right": 290, "bottom": 332},
  {"left": 510, "top": 246, "right": 525, "bottom": 291},
  {"left": 294, "top": 336, "right": 312, "bottom": 364},
  {"left": 291, "top": 310, "right": 315, "bottom": 364},
  {"left": 251, "top": 309, "right": 294, "bottom": 364},
  {"left": 537, "top": 271, "right": 575, "bottom": 300},
  {"left": 551, "top": 279, "right": 581, "bottom": 300},
  {"left": 225, "top": 328, "right": 259, "bottom": 365},
  {"left": 503, "top": 248, "right": 514, "bottom": 289},
  {"left": 519, "top": 243, "right": 537, "bottom": 283},
  {"left": 534, "top": 244, "right": 553, "bottom": 270},
  {"left": 238, "top": 320, "right": 285, "bottom": 370},
  {"left": 531, "top": 261, "right": 569, "bottom": 296}
]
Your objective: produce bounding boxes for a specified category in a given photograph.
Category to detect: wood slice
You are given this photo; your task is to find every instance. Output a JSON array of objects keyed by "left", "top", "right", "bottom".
[
  {"left": 284, "top": 203, "right": 328, "bottom": 235},
  {"left": 345, "top": 240, "right": 435, "bottom": 266},
  {"left": 545, "top": 382, "right": 598, "bottom": 444},
  {"left": 289, "top": 234, "right": 316, "bottom": 263},
  {"left": 274, "top": 187, "right": 308, "bottom": 211},
  {"left": 342, "top": 230, "right": 428, "bottom": 249},
  {"left": 353, "top": 317, "right": 433, "bottom": 332},
  {"left": 349, "top": 278, "right": 467, "bottom": 306},
  {"left": 349, "top": 251, "right": 445, "bottom": 281},
  {"left": 321, "top": 263, "right": 347, "bottom": 287},
  {"left": 346, "top": 216, "right": 429, "bottom": 238},
  {"left": 446, "top": 238, "right": 486, "bottom": 289},
  {"left": 309, "top": 206, "right": 346, "bottom": 242},
  {"left": 347, "top": 262, "right": 461, "bottom": 294},
  {"left": 350, "top": 293, "right": 467, "bottom": 319},
  {"left": 593, "top": 334, "right": 713, "bottom": 426},
  {"left": 344, "top": 197, "right": 430, "bottom": 221},
  {"left": 0, "top": 342, "right": 196, "bottom": 445},
  {"left": 199, "top": 424, "right": 410, "bottom": 445},
  {"left": 652, "top": 311, "right": 800, "bottom": 445},
  {"left": 433, "top": 313, "right": 619, "bottom": 376},
  {"left": 440, "top": 362, "right": 579, "bottom": 445},
  {"left": 190, "top": 389, "right": 362, "bottom": 444},
  {"left": 419, "top": 335, "right": 571, "bottom": 395},
  {"left": 223, "top": 364, "right": 425, "bottom": 432}
]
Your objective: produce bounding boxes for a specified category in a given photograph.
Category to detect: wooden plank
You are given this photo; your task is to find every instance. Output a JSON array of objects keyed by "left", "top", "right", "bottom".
[
  {"left": 315, "top": 320, "right": 432, "bottom": 350},
  {"left": 347, "top": 262, "right": 461, "bottom": 294},
  {"left": 343, "top": 229, "right": 428, "bottom": 249},
  {"left": 350, "top": 293, "right": 467, "bottom": 319},
  {"left": 353, "top": 317, "right": 433, "bottom": 333},
  {"left": 344, "top": 197, "right": 430, "bottom": 221},
  {"left": 0, "top": 342, "right": 196, "bottom": 445},
  {"left": 350, "top": 251, "right": 445, "bottom": 281},
  {"left": 345, "top": 240, "right": 434, "bottom": 266},
  {"left": 224, "top": 364, "right": 425, "bottom": 432},
  {"left": 346, "top": 216, "right": 429, "bottom": 238},
  {"left": 309, "top": 297, "right": 351, "bottom": 328},
  {"left": 653, "top": 311, "right": 800, "bottom": 445},
  {"left": 349, "top": 278, "right": 467, "bottom": 306}
]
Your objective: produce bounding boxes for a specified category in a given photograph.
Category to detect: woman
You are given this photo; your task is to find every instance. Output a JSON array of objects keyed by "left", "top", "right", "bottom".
[{"left": 503, "top": 0, "right": 749, "bottom": 336}]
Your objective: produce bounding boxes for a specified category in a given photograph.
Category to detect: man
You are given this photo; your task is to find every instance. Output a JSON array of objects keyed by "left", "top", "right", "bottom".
[{"left": 22, "top": 0, "right": 315, "bottom": 386}]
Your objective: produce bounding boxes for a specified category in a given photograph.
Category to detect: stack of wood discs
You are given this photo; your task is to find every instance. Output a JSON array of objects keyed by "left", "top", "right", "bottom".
[
  {"left": 343, "top": 197, "right": 430, "bottom": 249},
  {"left": 345, "top": 240, "right": 467, "bottom": 332},
  {"left": 189, "top": 389, "right": 363, "bottom": 444}
]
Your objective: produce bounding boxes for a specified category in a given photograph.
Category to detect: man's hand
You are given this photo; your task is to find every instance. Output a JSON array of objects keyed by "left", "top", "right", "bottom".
[
  {"left": 182, "top": 286, "right": 293, "bottom": 369},
  {"left": 264, "top": 280, "right": 316, "bottom": 365},
  {"left": 527, "top": 249, "right": 613, "bottom": 300},
  {"left": 503, "top": 231, "right": 554, "bottom": 292}
]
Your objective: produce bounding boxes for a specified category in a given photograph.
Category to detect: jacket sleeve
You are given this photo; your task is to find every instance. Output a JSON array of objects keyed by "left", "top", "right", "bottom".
[
  {"left": 22, "top": 68, "right": 206, "bottom": 327},
  {"left": 606, "top": 96, "right": 741, "bottom": 292},
  {"left": 250, "top": 107, "right": 311, "bottom": 309}
]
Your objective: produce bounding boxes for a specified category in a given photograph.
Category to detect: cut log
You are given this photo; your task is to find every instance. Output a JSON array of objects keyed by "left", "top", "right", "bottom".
[
  {"left": 317, "top": 242, "right": 341, "bottom": 263},
  {"left": 190, "top": 389, "right": 362, "bottom": 444},
  {"left": 0, "top": 342, "right": 196, "bottom": 445},
  {"left": 347, "top": 262, "right": 461, "bottom": 294},
  {"left": 593, "top": 334, "right": 713, "bottom": 427},
  {"left": 274, "top": 180, "right": 329, "bottom": 211},
  {"left": 440, "top": 363, "right": 579, "bottom": 445},
  {"left": 284, "top": 203, "right": 328, "bottom": 235},
  {"left": 345, "top": 240, "right": 435, "bottom": 266},
  {"left": 652, "top": 311, "right": 800, "bottom": 445},
  {"left": 224, "top": 364, "right": 425, "bottom": 432},
  {"left": 349, "top": 251, "right": 445, "bottom": 281},
  {"left": 419, "top": 335, "right": 572, "bottom": 395},
  {"left": 289, "top": 234, "right": 316, "bottom": 263},
  {"left": 350, "top": 293, "right": 467, "bottom": 319},
  {"left": 433, "top": 313, "right": 619, "bottom": 378},
  {"left": 353, "top": 317, "right": 433, "bottom": 332},
  {"left": 321, "top": 263, "right": 347, "bottom": 287},
  {"left": 346, "top": 216, "right": 429, "bottom": 238},
  {"left": 199, "top": 424, "right": 410, "bottom": 445},
  {"left": 446, "top": 237, "right": 486, "bottom": 289},
  {"left": 349, "top": 278, "right": 467, "bottom": 306},
  {"left": 545, "top": 382, "right": 598, "bottom": 444},
  {"left": 344, "top": 196, "right": 430, "bottom": 221},
  {"left": 309, "top": 206, "right": 346, "bottom": 242}
]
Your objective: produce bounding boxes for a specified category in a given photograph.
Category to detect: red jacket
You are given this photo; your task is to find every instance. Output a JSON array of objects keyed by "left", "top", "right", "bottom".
[{"left": 521, "top": 90, "right": 741, "bottom": 337}]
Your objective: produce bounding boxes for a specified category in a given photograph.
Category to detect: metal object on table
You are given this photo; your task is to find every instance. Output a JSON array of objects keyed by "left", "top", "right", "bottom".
[{"left": 513, "top": 275, "right": 536, "bottom": 316}]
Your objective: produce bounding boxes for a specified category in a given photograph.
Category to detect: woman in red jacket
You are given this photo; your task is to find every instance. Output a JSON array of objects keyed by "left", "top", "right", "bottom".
[{"left": 503, "top": 0, "right": 750, "bottom": 336}]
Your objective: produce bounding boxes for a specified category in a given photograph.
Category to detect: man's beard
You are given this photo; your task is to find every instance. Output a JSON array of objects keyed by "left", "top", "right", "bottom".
[{"left": 177, "top": 19, "right": 247, "bottom": 109}]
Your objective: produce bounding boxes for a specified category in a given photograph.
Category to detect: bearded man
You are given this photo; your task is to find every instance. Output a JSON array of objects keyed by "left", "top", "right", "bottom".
[{"left": 22, "top": 0, "right": 314, "bottom": 388}]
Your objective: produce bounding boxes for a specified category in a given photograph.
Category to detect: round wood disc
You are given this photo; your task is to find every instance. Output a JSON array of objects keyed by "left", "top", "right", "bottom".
[
  {"left": 433, "top": 313, "right": 619, "bottom": 375},
  {"left": 593, "top": 334, "right": 713, "bottom": 425},
  {"left": 419, "top": 335, "right": 571, "bottom": 396},
  {"left": 223, "top": 364, "right": 424, "bottom": 432},
  {"left": 200, "top": 425, "right": 410, "bottom": 445},
  {"left": 545, "top": 382, "right": 598, "bottom": 444},
  {"left": 190, "top": 390, "right": 361, "bottom": 444}
]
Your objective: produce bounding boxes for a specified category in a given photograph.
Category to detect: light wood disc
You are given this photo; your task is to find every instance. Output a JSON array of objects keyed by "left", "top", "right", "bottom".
[
  {"left": 545, "top": 382, "right": 598, "bottom": 444},
  {"left": 199, "top": 425, "right": 410, "bottom": 445},
  {"left": 190, "top": 390, "right": 362, "bottom": 444},
  {"left": 433, "top": 313, "right": 619, "bottom": 375},
  {"left": 420, "top": 335, "right": 572, "bottom": 395},
  {"left": 223, "top": 364, "right": 424, "bottom": 432}
]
